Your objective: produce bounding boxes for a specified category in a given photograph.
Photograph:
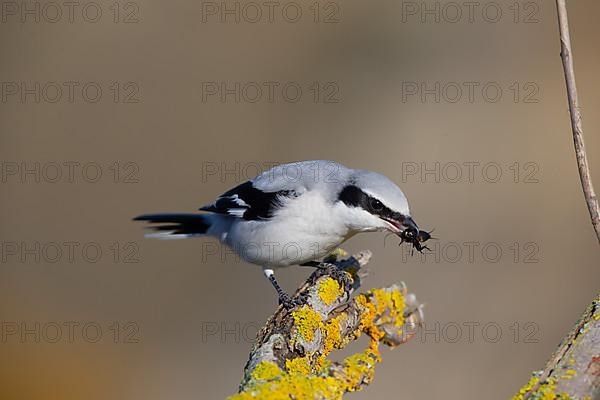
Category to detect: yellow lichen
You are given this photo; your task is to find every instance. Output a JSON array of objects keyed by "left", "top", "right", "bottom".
[
  {"left": 372, "top": 289, "right": 389, "bottom": 315},
  {"left": 322, "top": 315, "right": 344, "bottom": 354},
  {"left": 286, "top": 357, "right": 312, "bottom": 375},
  {"left": 230, "top": 349, "right": 381, "bottom": 400},
  {"left": 370, "top": 288, "right": 406, "bottom": 328},
  {"left": 512, "top": 376, "right": 539, "bottom": 400},
  {"left": 315, "top": 314, "right": 346, "bottom": 371},
  {"left": 340, "top": 348, "right": 378, "bottom": 391},
  {"left": 511, "top": 376, "right": 573, "bottom": 400},
  {"left": 292, "top": 306, "right": 322, "bottom": 342},
  {"left": 356, "top": 293, "right": 377, "bottom": 334},
  {"left": 318, "top": 277, "right": 344, "bottom": 306},
  {"left": 389, "top": 289, "right": 406, "bottom": 327},
  {"left": 560, "top": 369, "right": 577, "bottom": 380},
  {"left": 250, "top": 361, "right": 282, "bottom": 382},
  {"left": 228, "top": 374, "right": 344, "bottom": 400},
  {"left": 231, "top": 286, "right": 410, "bottom": 399},
  {"left": 356, "top": 289, "right": 407, "bottom": 356}
]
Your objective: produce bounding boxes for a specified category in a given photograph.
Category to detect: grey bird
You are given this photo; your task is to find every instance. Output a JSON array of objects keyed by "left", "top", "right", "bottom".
[{"left": 134, "top": 160, "right": 420, "bottom": 307}]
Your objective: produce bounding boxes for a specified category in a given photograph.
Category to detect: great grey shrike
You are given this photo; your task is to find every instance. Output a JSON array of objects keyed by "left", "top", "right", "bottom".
[{"left": 134, "top": 160, "right": 420, "bottom": 307}]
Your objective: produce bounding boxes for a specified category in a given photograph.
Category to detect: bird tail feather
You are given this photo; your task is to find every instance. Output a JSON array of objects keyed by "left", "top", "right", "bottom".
[{"left": 133, "top": 213, "right": 211, "bottom": 239}]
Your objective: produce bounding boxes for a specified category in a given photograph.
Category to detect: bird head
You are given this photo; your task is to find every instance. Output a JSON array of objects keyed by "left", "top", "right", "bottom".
[{"left": 337, "top": 170, "right": 418, "bottom": 234}]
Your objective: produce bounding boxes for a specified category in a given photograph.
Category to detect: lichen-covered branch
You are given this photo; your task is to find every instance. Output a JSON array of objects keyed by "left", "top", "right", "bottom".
[
  {"left": 513, "top": 294, "right": 600, "bottom": 400},
  {"left": 229, "top": 250, "right": 424, "bottom": 400}
]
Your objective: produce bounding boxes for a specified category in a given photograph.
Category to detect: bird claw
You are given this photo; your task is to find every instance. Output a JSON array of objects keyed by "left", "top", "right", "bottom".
[
  {"left": 322, "top": 263, "right": 353, "bottom": 294},
  {"left": 279, "top": 292, "right": 308, "bottom": 310}
]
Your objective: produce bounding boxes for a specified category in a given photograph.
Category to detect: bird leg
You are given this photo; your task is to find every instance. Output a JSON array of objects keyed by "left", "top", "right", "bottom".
[{"left": 262, "top": 268, "right": 306, "bottom": 309}]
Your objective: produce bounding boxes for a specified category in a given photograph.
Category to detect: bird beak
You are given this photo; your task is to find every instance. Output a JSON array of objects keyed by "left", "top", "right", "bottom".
[
  {"left": 401, "top": 216, "right": 418, "bottom": 232},
  {"left": 383, "top": 214, "right": 418, "bottom": 233}
]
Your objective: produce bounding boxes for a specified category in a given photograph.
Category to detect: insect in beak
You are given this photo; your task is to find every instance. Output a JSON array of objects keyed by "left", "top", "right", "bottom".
[{"left": 398, "top": 227, "right": 436, "bottom": 255}]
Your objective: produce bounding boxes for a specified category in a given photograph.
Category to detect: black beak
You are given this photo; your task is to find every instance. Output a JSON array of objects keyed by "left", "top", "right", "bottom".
[
  {"left": 402, "top": 216, "right": 418, "bottom": 232},
  {"left": 382, "top": 213, "right": 419, "bottom": 233}
]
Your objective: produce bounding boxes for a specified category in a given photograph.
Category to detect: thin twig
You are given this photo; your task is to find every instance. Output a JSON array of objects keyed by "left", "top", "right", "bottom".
[{"left": 555, "top": 0, "right": 600, "bottom": 243}]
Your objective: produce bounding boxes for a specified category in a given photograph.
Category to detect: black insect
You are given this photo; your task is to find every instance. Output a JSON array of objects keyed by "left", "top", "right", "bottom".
[{"left": 398, "top": 227, "right": 435, "bottom": 254}]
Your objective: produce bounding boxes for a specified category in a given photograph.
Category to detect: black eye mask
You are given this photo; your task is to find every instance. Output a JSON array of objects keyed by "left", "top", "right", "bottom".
[{"left": 338, "top": 185, "right": 399, "bottom": 221}]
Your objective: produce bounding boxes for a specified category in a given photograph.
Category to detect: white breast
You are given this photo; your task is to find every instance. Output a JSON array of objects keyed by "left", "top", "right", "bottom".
[{"left": 223, "top": 191, "right": 350, "bottom": 267}]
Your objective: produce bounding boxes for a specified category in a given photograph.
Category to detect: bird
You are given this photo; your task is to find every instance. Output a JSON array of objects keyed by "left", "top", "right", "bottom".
[{"left": 134, "top": 160, "right": 420, "bottom": 308}]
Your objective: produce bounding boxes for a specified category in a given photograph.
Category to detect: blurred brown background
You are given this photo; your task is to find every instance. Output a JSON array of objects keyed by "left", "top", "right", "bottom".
[{"left": 1, "top": 1, "right": 599, "bottom": 399}]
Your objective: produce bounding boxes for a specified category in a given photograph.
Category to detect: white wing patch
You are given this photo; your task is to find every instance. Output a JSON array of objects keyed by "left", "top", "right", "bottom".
[
  {"left": 145, "top": 231, "right": 197, "bottom": 240},
  {"left": 230, "top": 194, "right": 249, "bottom": 207},
  {"left": 200, "top": 181, "right": 299, "bottom": 221},
  {"left": 227, "top": 208, "right": 246, "bottom": 217}
]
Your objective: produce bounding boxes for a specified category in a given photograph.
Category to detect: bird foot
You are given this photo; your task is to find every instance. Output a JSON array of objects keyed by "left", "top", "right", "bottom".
[
  {"left": 322, "top": 262, "right": 353, "bottom": 294},
  {"left": 278, "top": 292, "right": 308, "bottom": 310}
]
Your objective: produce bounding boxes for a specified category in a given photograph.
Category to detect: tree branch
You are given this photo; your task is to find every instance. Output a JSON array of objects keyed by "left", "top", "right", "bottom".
[
  {"left": 513, "top": 294, "right": 600, "bottom": 399},
  {"left": 555, "top": 0, "right": 600, "bottom": 244},
  {"left": 513, "top": 3, "right": 600, "bottom": 398},
  {"left": 229, "top": 250, "right": 424, "bottom": 399}
]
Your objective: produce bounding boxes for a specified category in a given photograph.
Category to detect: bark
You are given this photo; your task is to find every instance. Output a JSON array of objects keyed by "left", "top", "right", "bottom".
[
  {"left": 514, "top": 294, "right": 600, "bottom": 399},
  {"left": 230, "top": 250, "right": 424, "bottom": 399}
]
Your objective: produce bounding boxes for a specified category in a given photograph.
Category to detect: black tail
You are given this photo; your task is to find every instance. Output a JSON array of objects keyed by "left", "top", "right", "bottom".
[{"left": 133, "top": 213, "right": 211, "bottom": 237}]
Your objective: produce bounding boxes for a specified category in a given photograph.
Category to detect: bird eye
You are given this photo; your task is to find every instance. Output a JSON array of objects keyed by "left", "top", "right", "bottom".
[{"left": 371, "top": 199, "right": 383, "bottom": 210}]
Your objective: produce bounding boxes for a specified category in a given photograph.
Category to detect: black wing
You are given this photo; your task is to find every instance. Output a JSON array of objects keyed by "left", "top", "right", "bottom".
[{"left": 199, "top": 181, "right": 297, "bottom": 221}]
